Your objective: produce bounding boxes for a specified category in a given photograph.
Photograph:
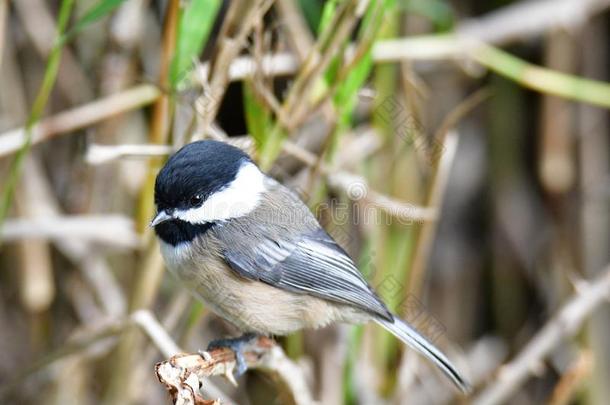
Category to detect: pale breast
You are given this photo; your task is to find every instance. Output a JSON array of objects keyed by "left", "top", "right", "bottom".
[{"left": 159, "top": 238, "right": 351, "bottom": 335}]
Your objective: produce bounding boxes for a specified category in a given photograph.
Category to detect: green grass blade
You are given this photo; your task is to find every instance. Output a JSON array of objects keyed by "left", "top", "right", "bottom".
[
  {"left": 317, "top": 0, "right": 339, "bottom": 34},
  {"left": 242, "top": 81, "right": 271, "bottom": 149},
  {"left": 329, "top": 0, "right": 395, "bottom": 155},
  {"left": 473, "top": 43, "right": 610, "bottom": 108},
  {"left": 0, "top": 0, "right": 75, "bottom": 231},
  {"left": 171, "top": 0, "right": 222, "bottom": 87},
  {"left": 242, "top": 81, "right": 286, "bottom": 170}
]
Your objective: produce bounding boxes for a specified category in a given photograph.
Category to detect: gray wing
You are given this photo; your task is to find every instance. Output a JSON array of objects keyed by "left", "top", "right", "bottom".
[{"left": 216, "top": 206, "right": 392, "bottom": 321}]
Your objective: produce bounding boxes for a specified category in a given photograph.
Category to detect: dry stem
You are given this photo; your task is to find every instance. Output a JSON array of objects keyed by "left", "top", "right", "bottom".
[
  {"left": 155, "top": 337, "right": 315, "bottom": 405},
  {"left": 473, "top": 265, "right": 610, "bottom": 405}
]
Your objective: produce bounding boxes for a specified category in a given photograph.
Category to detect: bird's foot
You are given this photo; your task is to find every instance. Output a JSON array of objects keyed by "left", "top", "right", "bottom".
[{"left": 203, "top": 333, "right": 258, "bottom": 377}]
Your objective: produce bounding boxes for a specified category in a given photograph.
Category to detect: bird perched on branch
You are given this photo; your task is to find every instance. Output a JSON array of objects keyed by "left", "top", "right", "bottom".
[{"left": 151, "top": 140, "right": 469, "bottom": 393}]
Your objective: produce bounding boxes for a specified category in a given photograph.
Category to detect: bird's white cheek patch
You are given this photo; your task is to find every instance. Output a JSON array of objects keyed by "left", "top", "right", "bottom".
[{"left": 175, "top": 162, "right": 266, "bottom": 223}]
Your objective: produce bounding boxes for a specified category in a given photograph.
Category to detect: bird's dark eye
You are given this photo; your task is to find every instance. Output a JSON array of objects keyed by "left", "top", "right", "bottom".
[{"left": 189, "top": 194, "right": 203, "bottom": 207}]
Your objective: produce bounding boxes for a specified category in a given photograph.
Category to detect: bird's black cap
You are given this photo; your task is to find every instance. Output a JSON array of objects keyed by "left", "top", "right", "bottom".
[
  {"left": 153, "top": 141, "right": 252, "bottom": 245},
  {"left": 154, "top": 140, "right": 252, "bottom": 212}
]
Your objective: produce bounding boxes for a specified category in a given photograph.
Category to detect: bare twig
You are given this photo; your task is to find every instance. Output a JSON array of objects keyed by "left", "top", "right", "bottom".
[
  {"left": 132, "top": 309, "right": 233, "bottom": 404},
  {"left": 7, "top": 26, "right": 610, "bottom": 158},
  {"left": 155, "top": 337, "right": 315, "bottom": 405},
  {"left": 374, "top": 0, "right": 610, "bottom": 62},
  {"left": 273, "top": 133, "right": 438, "bottom": 222},
  {"left": 373, "top": 35, "right": 469, "bottom": 62},
  {"left": 81, "top": 135, "right": 436, "bottom": 223},
  {"left": 193, "top": 0, "right": 275, "bottom": 140},
  {"left": 132, "top": 310, "right": 182, "bottom": 358},
  {"left": 0, "top": 84, "right": 160, "bottom": 157},
  {"left": 86, "top": 143, "right": 174, "bottom": 164},
  {"left": 0, "top": 54, "right": 297, "bottom": 155},
  {"left": 193, "top": 52, "right": 298, "bottom": 84},
  {"left": 457, "top": 0, "right": 610, "bottom": 45},
  {"left": 1, "top": 214, "right": 140, "bottom": 248},
  {"left": 473, "top": 265, "right": 610, "bottom": 405},
  {"left": 3, "top": 0, "right": 610, "bottom": 156}
]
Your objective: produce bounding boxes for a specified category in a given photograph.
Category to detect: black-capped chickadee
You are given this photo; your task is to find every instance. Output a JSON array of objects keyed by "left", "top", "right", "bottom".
[{"left": 151, "top": 140, "right": 469, "bottom": 393}]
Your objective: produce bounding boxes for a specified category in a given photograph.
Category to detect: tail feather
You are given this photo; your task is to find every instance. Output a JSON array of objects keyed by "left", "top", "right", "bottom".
[{"left": 376, "top": 315, "right": 470, "bottom": 393}]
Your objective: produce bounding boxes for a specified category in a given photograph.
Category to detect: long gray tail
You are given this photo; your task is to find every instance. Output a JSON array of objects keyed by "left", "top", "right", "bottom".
[{"left": 376, "top": 315, "right": 470, "bottom": 393}]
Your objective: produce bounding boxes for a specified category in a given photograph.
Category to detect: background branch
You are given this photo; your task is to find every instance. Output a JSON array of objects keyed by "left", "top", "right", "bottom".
[{"left": 474, "top": 265, "right": 610, "bottom": 405}]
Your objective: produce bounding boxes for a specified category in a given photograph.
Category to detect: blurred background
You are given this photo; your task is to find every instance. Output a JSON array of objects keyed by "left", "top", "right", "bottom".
[{"left": 0, "top": 0, "right": 609, "bottom": 404}]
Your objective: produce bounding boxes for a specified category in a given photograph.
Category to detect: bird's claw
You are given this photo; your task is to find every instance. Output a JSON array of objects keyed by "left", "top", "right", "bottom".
[{"left": 205, "top": 333, "right": 258, "bottom": 377}]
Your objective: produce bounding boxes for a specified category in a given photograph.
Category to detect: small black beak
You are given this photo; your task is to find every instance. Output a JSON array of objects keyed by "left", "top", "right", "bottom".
[{"left": 149, "top": 210, "right": 173, "bottom": 228}]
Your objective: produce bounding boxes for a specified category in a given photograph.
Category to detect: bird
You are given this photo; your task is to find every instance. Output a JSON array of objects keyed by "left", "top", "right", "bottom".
[{"left": 151, "top": 139, "right": 469, "bottom": 393}]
